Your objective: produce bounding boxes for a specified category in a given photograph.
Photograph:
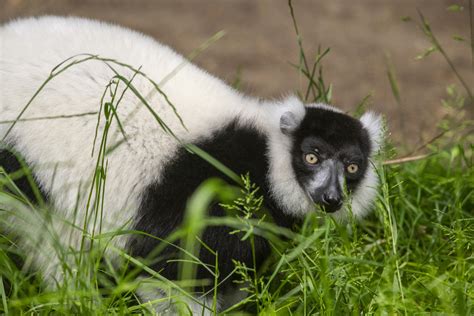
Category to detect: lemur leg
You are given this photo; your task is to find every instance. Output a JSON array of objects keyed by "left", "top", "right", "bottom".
[{"left": 136, "top": 279, "right": 218, "bottom": 315}]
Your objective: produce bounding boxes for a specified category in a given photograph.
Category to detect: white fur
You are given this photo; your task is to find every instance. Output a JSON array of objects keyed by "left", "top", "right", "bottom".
[
  {"left": 308, "top": 102, "right": 343, "bottom": 113},
  {"left": 0, "top": 16, "right": 382, "bottom": 313},
  {"left": 360, "top": 111, "right": 384, "bottom": 153}
]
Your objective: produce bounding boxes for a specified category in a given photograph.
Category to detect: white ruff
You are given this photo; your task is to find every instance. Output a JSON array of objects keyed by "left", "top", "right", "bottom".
[{"left": 350, "top": 111, "right": 383, "bottom": 219}]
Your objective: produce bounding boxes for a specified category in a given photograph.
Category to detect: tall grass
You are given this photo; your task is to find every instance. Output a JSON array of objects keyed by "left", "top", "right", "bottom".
[{"left": 1, "top": 1, "right": 473, "bottom": 315}]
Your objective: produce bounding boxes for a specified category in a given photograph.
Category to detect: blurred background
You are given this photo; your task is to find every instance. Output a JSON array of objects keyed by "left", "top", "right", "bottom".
[{"left": 1, "top": 0, "right": 472, "bottom": 150}]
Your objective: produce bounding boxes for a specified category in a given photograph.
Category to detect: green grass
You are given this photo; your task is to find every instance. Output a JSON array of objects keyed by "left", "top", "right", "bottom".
[
  {"left": 1, "top": 1, "right": 473, "bottom": 315},
  {"left": 0, "top": 143, "right": 472, "bottom": 315}
]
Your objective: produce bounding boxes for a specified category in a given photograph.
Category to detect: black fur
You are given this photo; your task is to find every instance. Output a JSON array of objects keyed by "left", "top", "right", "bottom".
[
  {"left": 0, "top": 149, "right": 47, "bottom": 203},
  {"left": 130, "top": 120, "right": 298, "bottom": 293}
]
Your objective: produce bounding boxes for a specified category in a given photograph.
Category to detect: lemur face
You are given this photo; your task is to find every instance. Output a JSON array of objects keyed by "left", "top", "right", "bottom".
[{"left": 281, "top": 107, "right": 372, "bottom": 213}]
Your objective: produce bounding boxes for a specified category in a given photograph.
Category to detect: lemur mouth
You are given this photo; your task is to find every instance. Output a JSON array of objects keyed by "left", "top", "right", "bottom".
[
  {"left": 310, "top": 200, "right": 343, "bottom": 213},
  {"left": 319, "top": 203, "right": 342, "bottom": 213},
  {"left": 309, "top": 195, "right": 343, "bottom": 213},
  {"left": 305, "top": 190, "right": 343, "bottom": 213}
]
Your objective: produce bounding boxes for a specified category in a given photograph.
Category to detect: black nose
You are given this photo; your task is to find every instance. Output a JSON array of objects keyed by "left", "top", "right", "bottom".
[{"left": 322, "top": 194, "right": 343, "bottom": 212}]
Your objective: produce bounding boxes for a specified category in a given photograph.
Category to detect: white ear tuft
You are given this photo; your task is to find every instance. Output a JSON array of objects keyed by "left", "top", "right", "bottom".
[
  {"left": 360, "top": 111, "right": 383, "bottom": 154},
  {"left": 280, "top": 111, "right": 299, "bottom": 135}
]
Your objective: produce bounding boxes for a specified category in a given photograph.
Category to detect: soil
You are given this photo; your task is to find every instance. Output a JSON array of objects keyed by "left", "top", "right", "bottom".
[{"left": 1, "top": 0, "right": 473, "bottom": 148}]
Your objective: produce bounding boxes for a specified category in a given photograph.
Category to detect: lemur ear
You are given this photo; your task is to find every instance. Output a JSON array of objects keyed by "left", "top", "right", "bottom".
[
  {"left": 360, "top": 112, "right": 383, "bottom": 153},
  {"left": 280, "top": 111, "right": 299, "bottom": 135}
]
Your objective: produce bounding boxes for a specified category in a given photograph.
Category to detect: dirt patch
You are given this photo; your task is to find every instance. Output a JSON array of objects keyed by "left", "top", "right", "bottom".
[{"left": 1, "top": 0, "right": 472, "bottom": 148}]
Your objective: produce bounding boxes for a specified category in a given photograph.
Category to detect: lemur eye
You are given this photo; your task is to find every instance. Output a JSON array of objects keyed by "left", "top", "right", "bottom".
[
  {"left": 347, "top": 163, "right": 359, "bottom": 173},
  {"left": 304, "top": 153, "right": 319, "bottom": 165}
]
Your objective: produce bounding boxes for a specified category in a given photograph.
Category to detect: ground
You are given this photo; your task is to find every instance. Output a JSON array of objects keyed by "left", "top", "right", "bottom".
[{"left": 1, "top": 0, "right": 472, "bottom": 148}]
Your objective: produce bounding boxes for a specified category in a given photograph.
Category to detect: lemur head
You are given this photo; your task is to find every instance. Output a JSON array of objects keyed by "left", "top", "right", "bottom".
[{"left": 279, "top": 103, "right": 382, "bottom": 218}]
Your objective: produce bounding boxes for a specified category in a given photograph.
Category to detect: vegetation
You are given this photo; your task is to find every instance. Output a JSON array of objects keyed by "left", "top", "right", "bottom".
[{"left": 0, "top": 1, "right": 473, "bottom": 315}]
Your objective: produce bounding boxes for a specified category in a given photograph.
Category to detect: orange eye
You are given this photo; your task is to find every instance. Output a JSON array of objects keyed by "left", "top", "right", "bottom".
[
  {"left": 347, "top": 163, "right": 359, "bottom": 174},
  {"left": 305, "top": 153, "right": 319, "bottom": 165}
]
